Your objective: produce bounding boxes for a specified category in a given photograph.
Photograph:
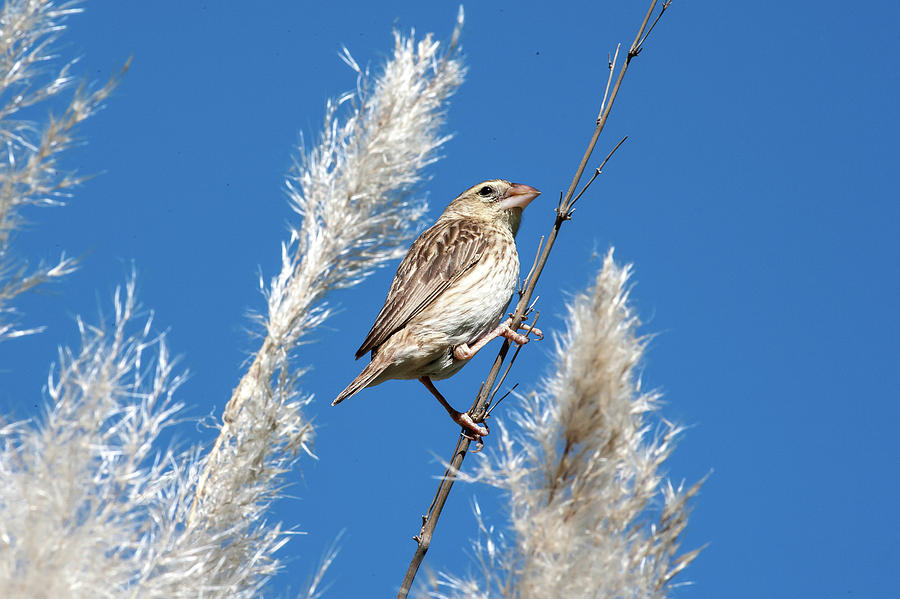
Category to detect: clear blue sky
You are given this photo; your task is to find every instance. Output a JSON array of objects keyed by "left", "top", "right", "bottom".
[{"left": 3, "top": 1, "right": 898, "bottom": 597}]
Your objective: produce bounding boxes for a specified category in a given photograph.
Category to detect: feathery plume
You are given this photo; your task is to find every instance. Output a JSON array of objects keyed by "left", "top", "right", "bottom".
[
  {"left": 0, "top": 4, "right": 467, "bottom": 594},
  {"left": 188, "top": 11, "right": 466, "bottom": 575},
  {"left": 0, "top": 0, "right": 121, "bottom": 340},
  {"left": 435, "top": 250, "right": 702, "bottom": 598},
  {"left": 0, "top": 279, "right": 301, "bottom": 597}
]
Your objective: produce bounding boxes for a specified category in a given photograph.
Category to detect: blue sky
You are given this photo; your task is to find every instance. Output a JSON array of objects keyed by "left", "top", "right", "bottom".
[{"left": 3, "top": 1, "right": 899, "bottom": 597}]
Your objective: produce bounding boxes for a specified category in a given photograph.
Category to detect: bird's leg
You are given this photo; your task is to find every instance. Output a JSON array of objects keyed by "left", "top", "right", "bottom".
[
  {"left": 452, "top": 318, "right": 544, "bottom": 361},
  {"left": 419, "top": 376, "right": 488, "bottom": 438}
]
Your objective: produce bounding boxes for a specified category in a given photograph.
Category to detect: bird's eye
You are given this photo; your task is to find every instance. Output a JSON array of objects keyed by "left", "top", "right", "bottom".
[{"left": 478, "top": 186, "right": 493, "bottom": 197}]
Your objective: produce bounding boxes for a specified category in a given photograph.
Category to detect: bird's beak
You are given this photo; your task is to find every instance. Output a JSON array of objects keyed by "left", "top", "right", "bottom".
[{"left": 498, "top": 183, "right": 541, "bottom": 210}]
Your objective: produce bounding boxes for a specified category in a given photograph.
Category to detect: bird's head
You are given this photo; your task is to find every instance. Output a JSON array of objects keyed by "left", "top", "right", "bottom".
[{"left": 443, "top": 179, "right": 541, "bottom": 235}]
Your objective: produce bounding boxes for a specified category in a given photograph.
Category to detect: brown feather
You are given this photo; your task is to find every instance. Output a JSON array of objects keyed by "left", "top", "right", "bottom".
[
  {"left": 332, "top": 355, "right": 389, "bottom": 405},
  {"left": 333, "top": 179, "right": 541, "bottom": 424},
  {"left": 354, "top": 218, "right": 488, "bottom": 358}
]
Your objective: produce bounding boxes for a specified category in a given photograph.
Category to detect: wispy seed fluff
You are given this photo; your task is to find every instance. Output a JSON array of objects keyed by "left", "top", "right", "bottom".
[
  {"left": 188, "top": 7, "right": 467, "bottom": 573},
  {"left": 0, "top": 0, "right": 120, "bottom": 340},
  {"left": 436, "top": 250, "right": 702, "bottom": 599},
  {"left": 0, "top": 4, "right": 467, "bottom": 596}
]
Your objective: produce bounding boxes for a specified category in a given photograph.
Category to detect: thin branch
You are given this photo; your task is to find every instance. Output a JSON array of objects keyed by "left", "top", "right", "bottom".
[
  {"left": 488, "top": 311, "right": 540, "bottom": 407},
  {"left": 490, "top": 344, "right": 522, "bottom": 407},
  {"left": 597, "top": 134, "right": 630, "bottom": 174},
  {"left": 568, "top": 135, "right": 628, "bottom": 213},
  {"left": 636, "top": 0, "right": 671, "bottom": 52},
  {"left": 597, "top": 44, "right": 620, "bottom": 120},
  {"left": 395, "top": 2, "right": 670, "bottom": 597},
  {"left": 519, "top": 235, "right": 544, "bottom": 296},
  {"left": 485, "top": 382, "right": 518, "bottom": 419}
]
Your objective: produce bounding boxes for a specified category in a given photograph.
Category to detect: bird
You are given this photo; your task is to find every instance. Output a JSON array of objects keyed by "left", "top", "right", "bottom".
[{"left": 332, "top": 179, "right": 542, "bottom": 438}]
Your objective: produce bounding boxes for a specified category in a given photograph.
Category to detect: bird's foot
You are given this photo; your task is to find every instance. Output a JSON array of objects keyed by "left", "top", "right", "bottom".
[
  {"left": 517, "top": 322, "right": 543, "bottom": 340},
  {"left": 420, "top": 376, "right": 489, "bottom": 448},
  {"left": 452, "top": 320, "right": 544, "bottom": 361},
  {"left": 499, "top": 327, "right": 529, "bottom": 345},
  {"left": 507, "top": 313, "right": 544, "bottom": 339},
  {"left": 454, "top": 410, "right": 489, "bottom": 440},
  {"left": 497, "top": 321, "right": 543, "bottom": 345},
  {"left": 468, "top": 413, "right": 493, "bottom": 452}
]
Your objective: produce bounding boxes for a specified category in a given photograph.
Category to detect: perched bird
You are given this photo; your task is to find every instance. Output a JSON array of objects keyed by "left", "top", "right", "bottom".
[{"left": 332, "top": 179, "right": 542, "bottom": 438}]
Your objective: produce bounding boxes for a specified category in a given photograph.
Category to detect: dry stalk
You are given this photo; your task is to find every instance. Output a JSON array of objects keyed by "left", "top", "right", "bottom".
[{"left": 396, "top": 2, "right": 672, "bottom": 596}]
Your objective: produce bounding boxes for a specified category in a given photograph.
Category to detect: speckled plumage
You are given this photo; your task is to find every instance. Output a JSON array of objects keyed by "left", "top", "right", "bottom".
[{"left": 333, "top": 179, "right": 540, "bottom": 436}]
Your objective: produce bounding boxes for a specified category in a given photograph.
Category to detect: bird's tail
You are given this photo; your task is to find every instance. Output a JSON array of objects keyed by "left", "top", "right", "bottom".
[{"left": 332, "top": 360, "right": 386, "bottom": 406}]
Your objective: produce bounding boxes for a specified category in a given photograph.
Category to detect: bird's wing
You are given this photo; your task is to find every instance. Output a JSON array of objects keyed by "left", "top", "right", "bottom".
[{"left": 355, "top": 218, "right": 488, "bottom": 359}]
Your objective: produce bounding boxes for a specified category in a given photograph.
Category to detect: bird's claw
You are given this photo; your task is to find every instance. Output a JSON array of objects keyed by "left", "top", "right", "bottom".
[
  {"left": 468, "top": 413, "right": 493, "bottom": 452},
  {"left": 456, "top": 411, "right": 489, "bottom": 450},
  {"left": 503, "top": 315, "right": 543, "bottom": 342},
  {"left": 520, "top": 322, "right": 543, "bottom": 341}
]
